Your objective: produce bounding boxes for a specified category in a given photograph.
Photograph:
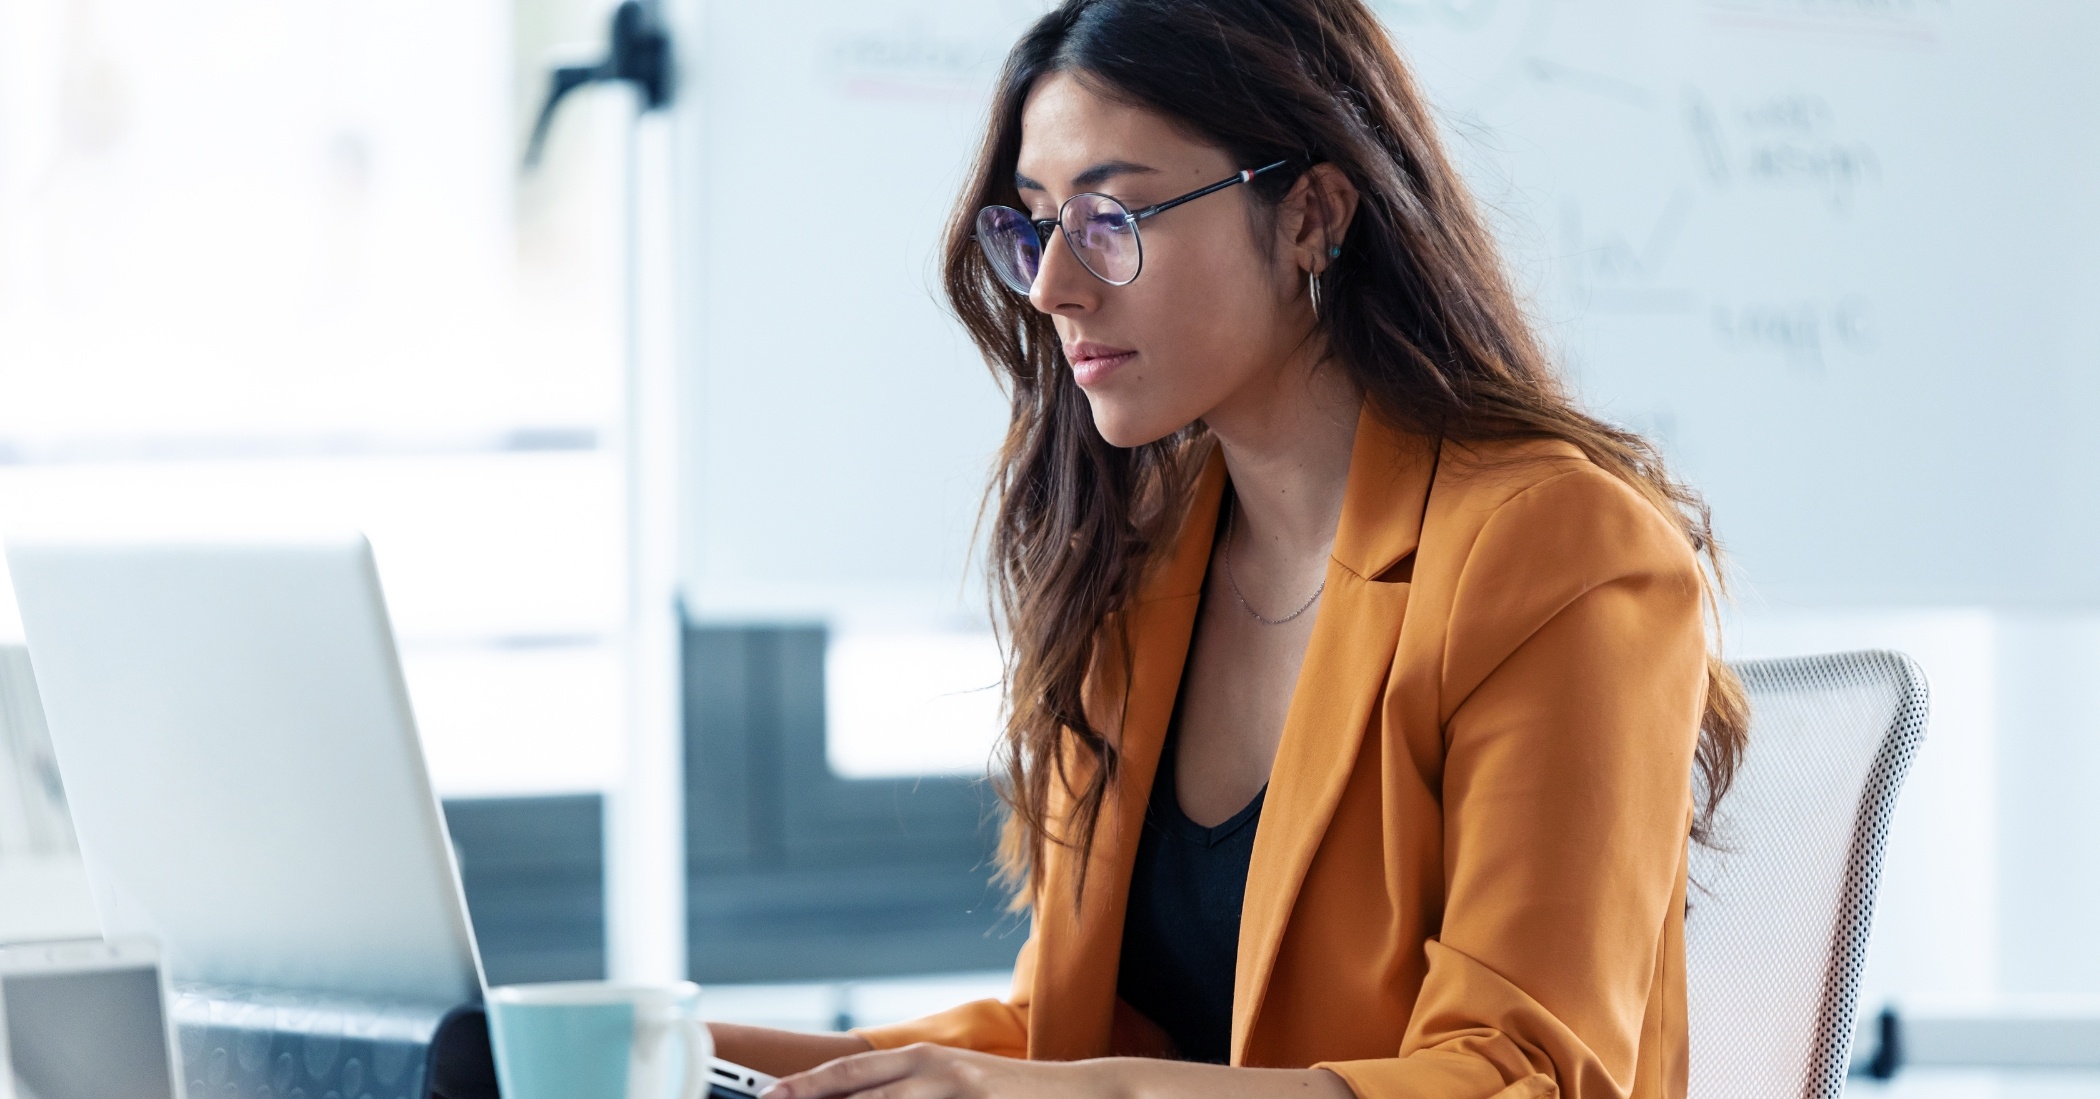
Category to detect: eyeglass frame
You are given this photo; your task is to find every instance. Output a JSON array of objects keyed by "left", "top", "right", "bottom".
[{"left": 978, "top": 158, "right": 1292, "bottom": 292}]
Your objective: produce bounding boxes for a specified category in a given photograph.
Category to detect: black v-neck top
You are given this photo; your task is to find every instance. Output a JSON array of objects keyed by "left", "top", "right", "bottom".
[{"left": 1114, "top": 729, "right": 1266, "bottom": 1064}]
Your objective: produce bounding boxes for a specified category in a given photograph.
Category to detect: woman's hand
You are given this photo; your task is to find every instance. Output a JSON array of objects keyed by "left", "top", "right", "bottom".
[
  {"left": 761, "top": 1044, "right": 1357, "bottom": 1099},
  {"left": 762, "top": 1044, "right": 1091, "bottom": 1099}
]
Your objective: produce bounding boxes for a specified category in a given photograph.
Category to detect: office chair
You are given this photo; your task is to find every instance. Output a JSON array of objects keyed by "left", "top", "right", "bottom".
[{"left": 1686, "top": 650, "right": 1929, "bottom": 1099}]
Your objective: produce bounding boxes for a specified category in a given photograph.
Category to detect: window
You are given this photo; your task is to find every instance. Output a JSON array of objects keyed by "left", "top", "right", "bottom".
[{"left": 0, "top": 0, "right": 633, "bottom": 795}]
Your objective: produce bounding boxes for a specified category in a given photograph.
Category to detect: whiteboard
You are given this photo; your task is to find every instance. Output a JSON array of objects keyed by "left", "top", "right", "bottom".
[
  {"left": 674, "top": 0, "right": 1046, "bottom": 625},
  {"left": 675, "top": 0, "right": 2100, "bottom": 616}
]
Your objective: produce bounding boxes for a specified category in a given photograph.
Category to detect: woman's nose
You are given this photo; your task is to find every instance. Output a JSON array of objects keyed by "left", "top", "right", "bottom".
[{"left": 1028, "top": 225, "right": 1098, "bottom": 316}]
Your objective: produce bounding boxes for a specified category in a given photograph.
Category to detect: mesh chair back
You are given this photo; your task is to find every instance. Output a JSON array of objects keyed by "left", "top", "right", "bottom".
[{"left": 1686, "top": 650, "right": 1928, "bottom": 1099}]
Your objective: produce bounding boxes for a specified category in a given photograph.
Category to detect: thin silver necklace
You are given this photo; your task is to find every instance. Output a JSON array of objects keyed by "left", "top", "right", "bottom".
[{"left": 1222, "top": 496, "right": 1325, "bottom": 626}]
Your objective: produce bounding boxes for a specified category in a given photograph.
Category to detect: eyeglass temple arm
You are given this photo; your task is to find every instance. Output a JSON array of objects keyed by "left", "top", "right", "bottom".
[{"left": 1130, "top": 159, "right": 1291, "bottom": 221}]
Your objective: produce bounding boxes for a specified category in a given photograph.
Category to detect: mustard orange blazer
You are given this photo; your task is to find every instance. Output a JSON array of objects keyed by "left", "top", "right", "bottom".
[{"left": 856, "top": 407, "right": 1709, "bottom": 1099}]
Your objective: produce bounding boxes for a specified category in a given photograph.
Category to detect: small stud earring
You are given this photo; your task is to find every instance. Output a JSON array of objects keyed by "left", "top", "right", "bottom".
[{"left": 1328, "top": 245, "right": 1341, "bottom": 259}]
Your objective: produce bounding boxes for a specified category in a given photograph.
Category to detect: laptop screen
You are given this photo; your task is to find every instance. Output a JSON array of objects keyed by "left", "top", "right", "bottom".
[{"left": 3, "top": 965, "right": 176, "bottom": 1099}]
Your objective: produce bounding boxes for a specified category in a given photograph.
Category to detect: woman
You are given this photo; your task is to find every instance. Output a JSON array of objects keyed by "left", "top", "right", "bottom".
[{"left": 712, "top": 0, "right": 1746, "bottom": 1096}]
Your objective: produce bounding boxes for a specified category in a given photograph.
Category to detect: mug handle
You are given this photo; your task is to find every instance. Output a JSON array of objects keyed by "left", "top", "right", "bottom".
[{"left": 677, "top": 1018, "right": 715, "bottom": 1099}]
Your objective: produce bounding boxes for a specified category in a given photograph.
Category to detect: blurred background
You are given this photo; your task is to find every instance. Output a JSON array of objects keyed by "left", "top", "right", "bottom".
[{"left": 0, "top": 0, "right": 2096, "bottom": 1093}]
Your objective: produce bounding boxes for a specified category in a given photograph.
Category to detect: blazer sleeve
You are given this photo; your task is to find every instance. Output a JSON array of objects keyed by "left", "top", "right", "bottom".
[
  {"left": 849, "top": 929, "right": 1036, "bottom": 1059},
  {"left": 1316, "top": 467, "right": 1708, "bottom": 1099}
]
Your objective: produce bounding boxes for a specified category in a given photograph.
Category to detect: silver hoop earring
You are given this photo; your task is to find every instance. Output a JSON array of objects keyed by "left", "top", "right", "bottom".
[{"left": 1308, "top": 268, "right": 1324, "bottom": 321}]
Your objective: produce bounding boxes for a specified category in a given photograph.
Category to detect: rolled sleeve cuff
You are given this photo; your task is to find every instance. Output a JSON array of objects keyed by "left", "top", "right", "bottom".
[
  {"left": 1316, "top": 1052, "right": 1556, "bottom": 1099},
  {"left": 849, "top": 998, "right": 1029, "bottom": 1060}
]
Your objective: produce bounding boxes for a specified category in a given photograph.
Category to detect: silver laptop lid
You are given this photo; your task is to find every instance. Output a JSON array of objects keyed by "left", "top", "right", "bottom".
[{"left": 5, "top": 533, "right": 483, "bottom": 1005}]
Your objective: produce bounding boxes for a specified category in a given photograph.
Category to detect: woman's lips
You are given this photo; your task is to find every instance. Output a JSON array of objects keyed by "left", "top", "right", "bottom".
[{"left": 1066, "top": 343, "right": 1137, "bottom": 387}]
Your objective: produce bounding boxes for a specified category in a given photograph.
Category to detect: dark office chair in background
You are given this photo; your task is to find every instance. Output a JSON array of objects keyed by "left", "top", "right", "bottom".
[{"left": 1688, "top": 651, "right": 1929, "bottom": 1098}]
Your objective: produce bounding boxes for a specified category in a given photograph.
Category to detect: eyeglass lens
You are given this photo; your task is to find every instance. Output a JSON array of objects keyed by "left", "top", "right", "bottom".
[
  {"left": 974, "top": 193, "right": 1142, "bottom": 295},
  {"left": 974, "top": 206, "right": 1041, "bottom": 296},
  {"left": 1059, "top": 194, "right": 1141, "bottom": 286}
]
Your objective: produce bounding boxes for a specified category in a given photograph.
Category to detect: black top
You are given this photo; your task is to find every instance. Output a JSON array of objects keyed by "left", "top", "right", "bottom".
[{"left": 1114, "top": 729, "right": 1265, "bottom": 1064}]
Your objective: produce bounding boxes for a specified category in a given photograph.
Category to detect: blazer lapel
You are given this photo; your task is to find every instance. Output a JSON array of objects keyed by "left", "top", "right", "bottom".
[
  {"left": 1230, "top": 410, "right": 1438, "bottom": 1064},
  {"left": 1028, "top": 447, "right": 1229, "bottom": 1060}
]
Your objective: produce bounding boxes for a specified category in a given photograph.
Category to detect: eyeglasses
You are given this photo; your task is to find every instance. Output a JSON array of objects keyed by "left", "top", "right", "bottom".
[{"left": 974, "top": 159, "right": 1289, "bottom": 295}]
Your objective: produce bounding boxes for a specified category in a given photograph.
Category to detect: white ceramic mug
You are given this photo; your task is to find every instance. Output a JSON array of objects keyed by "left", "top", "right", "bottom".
[{"left": 487, "top": 981, "right": 713, "bottom": 1099}]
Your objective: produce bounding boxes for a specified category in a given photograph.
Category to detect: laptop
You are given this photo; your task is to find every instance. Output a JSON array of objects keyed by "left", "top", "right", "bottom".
[{"left": 6, "top": 532, "right": 483, "bottom": 1006}]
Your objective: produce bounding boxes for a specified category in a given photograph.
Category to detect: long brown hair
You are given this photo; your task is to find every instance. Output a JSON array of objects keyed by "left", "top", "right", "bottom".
[{"left": 946, "top": 0, "right": 1749, "bottom": 906}]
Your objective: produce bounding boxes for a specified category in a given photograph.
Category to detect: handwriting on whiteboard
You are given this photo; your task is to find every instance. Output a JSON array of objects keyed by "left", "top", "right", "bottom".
[
  {"left": 1702, "top": 0, "right": 1953, "bottom": 48},
  {"left": 1688, "top": 91, "right": 1881, "bottom": 210},
  {"left": 824, "top": 23, "right": 1001, "bottom": 102},
  {"left": 1711, "top": 296, "right": 1875, "bottom": 371},
  {"left": 1560, "top": 193, "right": 1698, "bottom": 315}
]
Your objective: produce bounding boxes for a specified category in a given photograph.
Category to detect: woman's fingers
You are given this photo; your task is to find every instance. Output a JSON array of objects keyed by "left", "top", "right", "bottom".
[{"left": 765, "top": 1045, "right": 929, "bottom": 1099}]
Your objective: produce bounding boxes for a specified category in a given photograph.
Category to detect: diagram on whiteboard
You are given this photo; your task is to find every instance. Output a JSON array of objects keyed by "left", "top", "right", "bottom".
[{"left": 1362, "top": 0, "right": 2100, "bottom": 602}]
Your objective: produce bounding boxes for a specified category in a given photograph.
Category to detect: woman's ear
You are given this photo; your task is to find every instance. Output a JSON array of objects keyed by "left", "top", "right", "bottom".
[{"left": 1285, "top": 163, "right": 1360, "bottom": 274}]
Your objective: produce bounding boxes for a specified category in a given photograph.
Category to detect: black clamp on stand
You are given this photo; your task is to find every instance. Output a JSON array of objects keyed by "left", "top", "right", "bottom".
[
  {"left": 523, "top": 0, "right": 674, "bottom": 168},
  {"left": 172, "top": 986, "right": 499, "bottom": 1099}
]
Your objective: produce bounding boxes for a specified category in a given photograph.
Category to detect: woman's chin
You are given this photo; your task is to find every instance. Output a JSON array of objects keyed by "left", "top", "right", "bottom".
[{"left": 1084, "top": 398, "right": 1194, "bottom": 450}]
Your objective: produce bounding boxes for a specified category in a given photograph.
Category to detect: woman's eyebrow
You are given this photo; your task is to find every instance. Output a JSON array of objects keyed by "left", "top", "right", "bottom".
[
  {"left": 1073, "top": 159, "right": 1158, "bottom": 188},
  {"left": 1013, "top": 160, "right": 1161, "bottom": 193}
]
